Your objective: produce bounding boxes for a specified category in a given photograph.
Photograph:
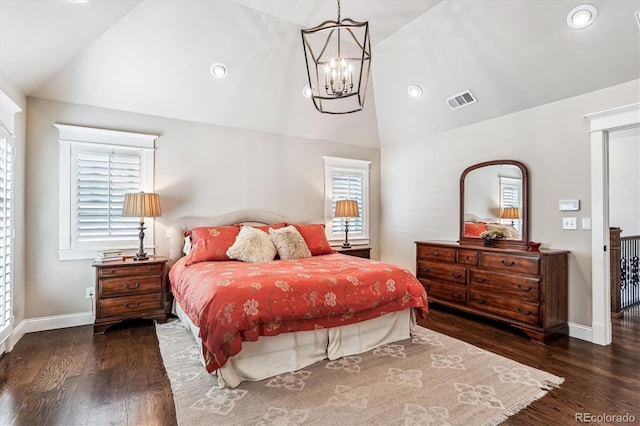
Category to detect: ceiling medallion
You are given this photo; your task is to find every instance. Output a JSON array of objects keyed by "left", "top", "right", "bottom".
[{"left": 301, "top": 0, "right": 371, "bottom": 114}]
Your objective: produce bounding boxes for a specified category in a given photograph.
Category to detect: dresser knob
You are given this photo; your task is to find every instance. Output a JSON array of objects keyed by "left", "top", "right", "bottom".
[
  {"left": 501, "top": 260, "right": 516, "bottom": 267},
  {"left": 450, "top": 292, "right": 462, "bottom": 299},
  {"left": 124, "top": 302, "right": 140, "bottom": 309},
  {"left": 110, "top": 270, "right": 116, "bottom": 274},
  {"left": 473, "top": 297, "right": 486, "bottom": 304},
  {"left": 517, "top": 284, "right": 532, "bottom": 291},
  {"left": 450, "top": 272, "right": 462, "bottom": 279},
  {"left": 124, "top": 282, "right": 141, "bottom": 289},
  {"left": 517, "top": 307, "right": 532, "bottom": 315},
  {"left": 473, "top": 277, "right": 486, "bottom": 283},
  {"left": 419, "top": 267, "right": 430, "bottom": 273},
  {"left": 430, "top": 252, "right": 440, "bottom": 257}
]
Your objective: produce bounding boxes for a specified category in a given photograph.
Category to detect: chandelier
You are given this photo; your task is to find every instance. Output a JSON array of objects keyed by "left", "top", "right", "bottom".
[{"left": 301, "top": 0, "right": 371, "bottom": 114}]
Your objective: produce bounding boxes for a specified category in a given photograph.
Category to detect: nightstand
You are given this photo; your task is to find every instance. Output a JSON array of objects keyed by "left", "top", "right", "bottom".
[
  {"left": 92, "top": 256, "right": 168, "bottom": 334},
  {"left": 336, "top": 247, "right": 371, "bottom": 259}
]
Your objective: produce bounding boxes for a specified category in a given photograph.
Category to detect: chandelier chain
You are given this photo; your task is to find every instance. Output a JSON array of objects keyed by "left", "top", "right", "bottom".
[{"left": 337, "top": 0, "right": 341, "bottom": 22}]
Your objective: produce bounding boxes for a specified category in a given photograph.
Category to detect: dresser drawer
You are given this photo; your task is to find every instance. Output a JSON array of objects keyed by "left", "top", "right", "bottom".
[
  {"left": 417, "top": 261, "right": 466, "bottom": 284},
  {"left": 457, "top": 249, "right": 478, "bottom": 266},
  {"left": 99, "top": 263, "right": 163, "bottom": 278},
  {"left": 469, "top": 270, "right": 540, "bottom": 303},
  {"left": 419, "top": 278, "right": 467, "bottom": 305},
  {"left": 480, "top": 252, "right": 539, "bottom": 275},
  {"left": 468, "top": 291, "right": 539, "bottom": 325},
  {"left": 417, "top": 245, "right": 456, "bottom": 263},
  {"left": 100, "top": 276, "right": 161, "bottom": 298},
  {"left": 99, "top": 293, "right": 163, "bottom": 318}
]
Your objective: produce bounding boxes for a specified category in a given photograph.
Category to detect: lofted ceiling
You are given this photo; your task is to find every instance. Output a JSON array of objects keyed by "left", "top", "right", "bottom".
[{"left": 1, "top": 0, "right": 638, "bottom": 148}]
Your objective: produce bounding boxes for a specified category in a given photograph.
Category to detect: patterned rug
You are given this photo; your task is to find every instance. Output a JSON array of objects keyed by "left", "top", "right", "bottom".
[{"left": 156, "top": 320, "right": 563, "bottom": 426}]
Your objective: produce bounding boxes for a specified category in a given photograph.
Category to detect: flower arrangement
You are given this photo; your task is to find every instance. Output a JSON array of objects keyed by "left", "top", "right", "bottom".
[{"left": 479, "top": 229, "right": 507, "bottom": 243}]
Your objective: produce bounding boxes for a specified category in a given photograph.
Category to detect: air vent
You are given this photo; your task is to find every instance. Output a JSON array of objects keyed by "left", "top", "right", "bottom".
[{"left": 445, "top": 90, "right": 477, "bottom": 110}]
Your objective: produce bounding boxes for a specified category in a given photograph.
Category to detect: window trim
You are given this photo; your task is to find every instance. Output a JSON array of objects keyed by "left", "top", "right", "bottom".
[
  {"left": 55, "top": 124, "right": 158, "bottom": 260},
  {"left": 0, "top": 90, "right": 21, "bottom": 350},
  {"left": 323, "top": 156, "right": 371, "bottom": 245}
]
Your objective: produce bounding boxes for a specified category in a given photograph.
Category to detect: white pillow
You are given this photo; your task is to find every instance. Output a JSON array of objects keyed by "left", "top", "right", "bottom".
[
  {"left": 226, "top": 226, "right": 277, "bottom": 263},
  {"left": 183, "top": 235, "right": 192, "bottom": 255},
  {"left": 269, "top": 226, "right": 312, "bottom": 260}
]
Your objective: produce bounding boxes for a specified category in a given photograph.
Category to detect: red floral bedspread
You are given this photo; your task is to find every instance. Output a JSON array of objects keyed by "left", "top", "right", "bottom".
[{"left": 168, "top": 253, "right": 428, "bottom": 373}]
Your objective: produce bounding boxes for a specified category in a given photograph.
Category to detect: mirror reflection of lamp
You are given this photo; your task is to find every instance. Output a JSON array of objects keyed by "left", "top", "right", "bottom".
[
  {"left": 500, "top": 207, "right": 520, "bottom": 225},
  {"left": 334, "top": 199, "right": 359, "bottom": 248}
]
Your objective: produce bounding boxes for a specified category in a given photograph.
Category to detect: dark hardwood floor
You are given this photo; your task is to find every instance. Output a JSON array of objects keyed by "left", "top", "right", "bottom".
[{"left": 0, "top": 306, "right": 638, "bottom": 425}]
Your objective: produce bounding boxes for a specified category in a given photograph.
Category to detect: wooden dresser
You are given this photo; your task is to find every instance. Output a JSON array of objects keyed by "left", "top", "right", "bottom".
[
  {"left": 416, "top": 241, "right": 568, "bottom": 343},
  {"left": 92, "top": 256, "right": 168, "bottom": 334}
]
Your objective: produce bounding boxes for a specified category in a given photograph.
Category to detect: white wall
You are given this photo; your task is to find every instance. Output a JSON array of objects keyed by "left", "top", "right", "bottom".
[
  {"left": 609, "top": 127, "right": 640, "bottom": 236},
  {"left": 0, "top": 71, "right": 26, "bottom": 340},
  {"left": 26, "top": 97, "right": 380, "bottom": 319},
  {"left": 379, "top": 79, "right": 640, "bottom": 328}
]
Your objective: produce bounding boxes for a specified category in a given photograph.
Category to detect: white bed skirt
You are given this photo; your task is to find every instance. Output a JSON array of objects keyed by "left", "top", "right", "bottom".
[{"left": 173, "top": 301, "right": 416, "bottom": 389}]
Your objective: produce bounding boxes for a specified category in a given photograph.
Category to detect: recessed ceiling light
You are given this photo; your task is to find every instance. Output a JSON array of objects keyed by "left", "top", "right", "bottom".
[
  {"left": 408, "top": 85, "right": 423, "bottom": 98},
  {"left": 302, "top": 85, "right": 313, "bottom": 98},
  {"left": 209, "top": 62, "right": 228, "bottom": 79},
  {"left": 567, "top": 4, "right": 598, "bottom": 29}
]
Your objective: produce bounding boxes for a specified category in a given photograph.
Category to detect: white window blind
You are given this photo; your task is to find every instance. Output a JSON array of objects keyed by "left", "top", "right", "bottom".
[
  {"left": 0, "top": 127, "right": 13, "bottom": 344},
  {"left": 323, "top": 156, "right": 371, "bottom": 244},
  {"left": 330, "top": 170, "right": 364, "bottom": 235},
  {"left": 74, "top": 148, "right": 141, "bottom": 244},
  {"left": 56, "top": 124, "right": 157, "bottom": 260}
]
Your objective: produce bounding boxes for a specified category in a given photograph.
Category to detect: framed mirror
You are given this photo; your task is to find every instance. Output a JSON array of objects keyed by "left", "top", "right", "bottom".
[{"left": 459, "top": 160, "right": 529, "bottom": 249}]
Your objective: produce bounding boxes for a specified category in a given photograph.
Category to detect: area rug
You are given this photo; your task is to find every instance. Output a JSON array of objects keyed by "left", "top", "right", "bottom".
[{"left": 156, "top": 320, "right": 563, "bottom": 426}]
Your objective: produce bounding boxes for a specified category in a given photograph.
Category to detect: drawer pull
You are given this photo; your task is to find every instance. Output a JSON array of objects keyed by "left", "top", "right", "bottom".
[
  {"left": 450, "top": 272, "right": 463, "bottom": 279},
  {"left": 501, "top": 260, "right": 516, "bottom": 267},
  {"left": 124, "top": 302, "right": 140, "bottom": 309},
  {"left": 419, "top": 267, "right": 430, "bottom": 273},
  {"left": 110, "top": 270, "right": 116, "bottom": 274},
  {"left": 450, "top": 292, "right": 462, "bottom": 299},
  {"left": 473, "top": 277, "right": 486, "bottom": 283},
  {"left": 473, "top": 297, "right": 486, "bottom": 304},
  {"left": 430, "top": 251, "right": 440, "bottom": 257},
  {"left": 423, "top": 284, "right": 431, "bottom": 291},
  {"left": 517, "top": 307, "right": 532, "bottom": 315},
  {"left": 124, "top": 282, "right": 141, "bottom": 289},
  {"left": 465, "top": 256, "right": 472, "bottom": 260},
  {"left": 517, "top": 284, "right": 533, "bottom": 291}
]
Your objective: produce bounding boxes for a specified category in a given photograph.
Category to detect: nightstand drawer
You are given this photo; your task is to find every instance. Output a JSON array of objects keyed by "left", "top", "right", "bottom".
[
  {"left": 100, "top": 276, "right": 161, "bottom": 298},
  {"left": 99, "top": 293, "right": 163, "bottom": 318},
  {"left": 99, "top": 263, "right": 163, "bottom": 278},
  {"left": 336, "top": 247, "right": 371, "bottom": 259}
]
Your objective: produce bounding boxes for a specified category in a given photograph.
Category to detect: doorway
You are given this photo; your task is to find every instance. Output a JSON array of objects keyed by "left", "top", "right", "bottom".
[{"left": 585, "top": 103, "right": 640, "bottom": 346}]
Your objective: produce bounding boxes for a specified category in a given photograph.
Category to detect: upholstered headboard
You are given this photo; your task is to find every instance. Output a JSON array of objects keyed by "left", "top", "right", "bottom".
[{"left": 166, "top": 209, "right": 313, "bottom": 265}]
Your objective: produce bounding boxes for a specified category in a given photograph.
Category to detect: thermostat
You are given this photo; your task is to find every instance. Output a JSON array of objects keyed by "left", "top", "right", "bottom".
[{"left": 559, "top": 199, "right": 580, "bottom": 211}]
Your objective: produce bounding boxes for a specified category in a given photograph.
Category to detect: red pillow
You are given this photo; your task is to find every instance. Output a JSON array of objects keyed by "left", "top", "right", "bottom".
[
  {"left": 290, "top": 223, "right": 333, "bottom": 256},
  {"left": 184, "top": 226, "right": 240, "bottom": 265},
  {"left": 464, "top": 222, "right": 487, "bottom": 237},
  {"left": 245, "top": 222, "right": 287, "bottom": 234}
]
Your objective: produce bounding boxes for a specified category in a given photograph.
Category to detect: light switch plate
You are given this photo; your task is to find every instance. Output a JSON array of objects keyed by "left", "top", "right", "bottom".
[{"left": 562, "top": 217, "right": 577, "bottom": 230}]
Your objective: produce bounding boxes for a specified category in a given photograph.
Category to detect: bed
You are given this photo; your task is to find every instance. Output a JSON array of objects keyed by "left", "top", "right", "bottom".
[{"left": 166, "top": 210, "right": 428, "bottom": 388}]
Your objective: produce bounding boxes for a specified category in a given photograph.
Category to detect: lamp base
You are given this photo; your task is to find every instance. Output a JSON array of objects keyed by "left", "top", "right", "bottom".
[
  {"left": 341, "top": 242, "right": 352, "bottom": 249},
  {"left": 133, "top": 253, "right": 149, "bottom": 261}
]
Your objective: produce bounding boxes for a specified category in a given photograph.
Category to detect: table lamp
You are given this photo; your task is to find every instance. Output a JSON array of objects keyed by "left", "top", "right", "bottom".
[
  {"left": 334, "top": 199, "right": 359, "bottom": 248},
  {"left": 122, "top": 192, "right": 162, "bottom": 261}
]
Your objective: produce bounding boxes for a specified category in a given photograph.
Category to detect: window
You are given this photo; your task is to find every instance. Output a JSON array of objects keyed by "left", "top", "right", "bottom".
[
  {"left": 56, "top": 124, "right": 158, "bottom": 260},
  {"left": 323, "top": 156, "right": 371, "bottom": 244},
  {"left": 0, "top": 90, "right": 20, "bottom": 350}
]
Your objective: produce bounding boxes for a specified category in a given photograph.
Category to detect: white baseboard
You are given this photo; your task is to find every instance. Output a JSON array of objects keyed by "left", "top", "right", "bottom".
[
  {"left": 568, "top": 321, "right": 592, "bottom": 342},
  {"left": 15, "top": 311, "right": 95, "bottom": 335}
]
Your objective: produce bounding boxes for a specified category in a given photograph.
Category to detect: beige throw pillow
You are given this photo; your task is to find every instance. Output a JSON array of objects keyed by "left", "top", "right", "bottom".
[
  {"left": 226, "top": 225, "right": 277, "bottom": 263},
  {"left": 269, "top": 226, "right": 312, "bottom": 260}
]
